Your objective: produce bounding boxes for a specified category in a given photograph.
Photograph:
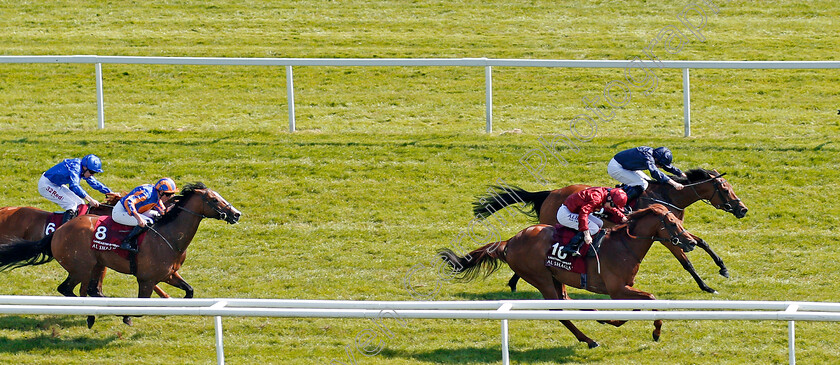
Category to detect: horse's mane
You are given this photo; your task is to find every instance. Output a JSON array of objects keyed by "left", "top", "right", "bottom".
[
  {"left": 154, "top": 182, "right": 207, "bottom": 226},
  {"left": 613, "top": 204, "right": 669, "bottom": 235},
  {"left": 661, "top": 168, "right": 716, "bottom": 185}
]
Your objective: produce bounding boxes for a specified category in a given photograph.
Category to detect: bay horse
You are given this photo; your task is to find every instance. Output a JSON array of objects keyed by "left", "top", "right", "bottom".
[
  {"left": 473, "top": 168, "right": 747, "bottom": 293},
  {"left": 0, "top": 182, "right": 241, "bottom": 327},
  {"left": 0, "top": 194, "right": 178, "bottom": 299},
  {"left": 439, "top": 204, "right": 698, "bottom": 349}
]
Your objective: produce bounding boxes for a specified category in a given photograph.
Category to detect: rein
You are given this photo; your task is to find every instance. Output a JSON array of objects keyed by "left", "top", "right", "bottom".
[
  {"left": 638, "top": 197, "right": 683, "bottom": 211},
  {"left": 623, "top": 211, "right": 688, "bottom": 247},
  {"left": 146, "top": 225, "right": 177, "bottom": 253}
]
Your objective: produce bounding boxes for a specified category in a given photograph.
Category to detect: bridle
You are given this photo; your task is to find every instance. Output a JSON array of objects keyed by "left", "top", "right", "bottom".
[
  {"left": 177, "top": 190, "right": 233, "bottom": 222},
  {"left": 686, "top": 172, "right": 742, "bottom": 214},
  {"left": 627, "top": 210, "right": 692, "bottom": 248}
]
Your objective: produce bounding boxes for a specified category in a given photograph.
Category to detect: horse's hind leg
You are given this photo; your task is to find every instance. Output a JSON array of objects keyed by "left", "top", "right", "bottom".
[
  {"left": 521, "top": 271, "right": 598, "bottom": 348},
  {"left": 57, "top": 275, "right": 81, "bottom": 297},
  {"left": 508, "top": 273, "right": 521, "bottom": 292}
]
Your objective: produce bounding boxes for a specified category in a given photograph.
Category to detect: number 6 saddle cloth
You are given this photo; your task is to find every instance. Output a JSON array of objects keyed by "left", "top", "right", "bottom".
[{"left": 45, "top": 204, "right": 90, "bottom": 235}]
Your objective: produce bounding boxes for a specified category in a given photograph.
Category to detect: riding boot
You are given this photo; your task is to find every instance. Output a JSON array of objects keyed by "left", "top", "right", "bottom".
[
  {"left": 561, "top": 231, "right": 585, "bottom": 257},
  {"left": 119, "top": 226, "right": 147, "bottom": 253},
  {"left": 61, "top": 209, "right": 78, "bottom": 224}
]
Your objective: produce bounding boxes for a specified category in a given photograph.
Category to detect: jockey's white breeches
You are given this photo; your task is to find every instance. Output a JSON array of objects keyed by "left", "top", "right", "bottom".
[
  {"left": 112, "top": 203, "right": 158, "bottom": 226},
  {"left": 38, "top": 175, "right": 84, "bottom": 211},
  {"left": 608, "top": 158, "right": 649, "bottom": 189},
  {"left": 556, "top": 205, "right": 602, "bottom": 235}
]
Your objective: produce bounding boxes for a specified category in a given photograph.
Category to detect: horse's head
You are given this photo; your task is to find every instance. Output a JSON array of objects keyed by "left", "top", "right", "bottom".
[
  {"left": 103, "top": 192, "right": 124, "bottom": 206},
  {"left": 177, "top": 183, "right": 242, "bottom": 224},
  {"left": 628, "top": 204, "right": 696, "bottom": 252},
  {"left": 683, "top": 169, "right": 748, "bottom": 219}
]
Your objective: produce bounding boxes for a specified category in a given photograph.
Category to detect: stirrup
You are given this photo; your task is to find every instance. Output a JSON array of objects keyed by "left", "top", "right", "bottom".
[{"left": 119, "top": 240, "right": 138, "bottom": 253}]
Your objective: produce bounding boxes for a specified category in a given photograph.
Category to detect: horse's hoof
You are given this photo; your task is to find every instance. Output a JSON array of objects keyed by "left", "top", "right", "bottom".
[
  {"left": 588, "top": 341, "right": 599, "bottom": 349},
  {"left": 719, "top": 269, "right": 730, "bottom": 278},
  {"left": 123, "top": 316, "right": 133, "bottom": 326},
  {"left": 86, "top": 315, "right": 96, "bottom": 329},
  {"left": 653, "top": 332, "right": 660, "bottom": 342},
  {"left": 702, "top": 286, "right": 718, "bottom": 294},
  {"left": 508, "top": 285, "right": 517, "bottom": 293}
]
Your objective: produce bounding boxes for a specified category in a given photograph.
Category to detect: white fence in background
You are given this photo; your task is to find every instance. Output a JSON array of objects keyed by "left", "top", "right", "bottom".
[
  {"left": 1, "top": 296, "right": 839, "bottom": 365},
  {"left": 2, "top": 56, "right": 839, "bottom": 135}
]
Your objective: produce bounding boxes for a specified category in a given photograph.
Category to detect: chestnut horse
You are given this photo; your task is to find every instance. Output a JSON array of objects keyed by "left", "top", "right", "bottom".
[
  {"left": 0, "top": 182, "right": 241, "bottom": 327},
  {"left": 0, "top": 195, "right": 178, "bottom": 299},
  {"left": 473, "top": 168, "right": 747, "bottom": 293},
  {"left": 440, "top": 204, "right": 698, "bottom": 348}
]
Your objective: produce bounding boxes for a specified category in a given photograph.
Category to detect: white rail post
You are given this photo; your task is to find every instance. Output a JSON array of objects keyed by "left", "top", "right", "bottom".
[
  {"left": 95, "top": 63, "right": 105, "bottom": 129},
  {"left": 682, "top": 67, "right": 690, "bottom": 137},
  {"left": 212, "top": 301, "right": 229, "bottom": 365},
  {"left": 286, "top": 65, "right": 296, "bottom": 132},
  {"left": 786, "top": 304, "right": 799, "bottom": 365},
  {"left": 498, "top": 302, "right": 513, "bottom": 365},
  {"left": 485, "top": 65, "right": 493, "bottom": 133}
]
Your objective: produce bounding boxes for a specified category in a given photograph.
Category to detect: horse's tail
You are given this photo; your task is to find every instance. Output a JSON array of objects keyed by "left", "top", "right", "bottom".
[
  {"left": 438, "top": 240, "right": 508, "bottom": 282},
  {"left": 0, "top": 234, "right": 54, "bottom": 272},
  {"left": 472, "top": 185, "right": 550, "bottom": 221}
]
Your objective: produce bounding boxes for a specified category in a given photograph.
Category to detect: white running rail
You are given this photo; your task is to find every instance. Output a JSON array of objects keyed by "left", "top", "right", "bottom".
[
  {"left": 2, "top": 56, "right": 839, "bottom": 135},
  {"left": 1, "top": 296, "right": 839, "bottom": 364}
]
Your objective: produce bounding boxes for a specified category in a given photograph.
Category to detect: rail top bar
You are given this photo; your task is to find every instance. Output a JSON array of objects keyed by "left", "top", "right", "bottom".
[{"left": 1, "top": 56, "right": 839, "bottom": 69}]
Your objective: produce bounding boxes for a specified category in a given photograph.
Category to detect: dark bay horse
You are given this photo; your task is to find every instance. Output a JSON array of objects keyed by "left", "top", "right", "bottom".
[
  {"left": 473, "top": 168, "right": 747, "bottom": 293},
  {"left": 0, "top": 194, "right": 177, "bottom": 299},
  {"left": 0, "top": 182, "right": 241, "bottom": 327},
  {"left": 440, "top": 204, "right": 698, "bottom": 348}
]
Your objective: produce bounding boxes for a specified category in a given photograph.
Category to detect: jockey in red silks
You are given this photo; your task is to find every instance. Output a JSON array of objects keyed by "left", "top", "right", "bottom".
[
  {"left": 556, "top": 187, "right": 629, "bottom": 256},
  {"left": 38, "top": 154, "right": 117, "bottom": 224},
  {"left": 113, "top": 178, "right": 178, "bottom": 253}
]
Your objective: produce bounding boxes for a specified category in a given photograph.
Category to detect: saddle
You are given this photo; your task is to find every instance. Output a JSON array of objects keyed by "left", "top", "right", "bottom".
[
  {"left": 89, "top": 216, "right": 147, "bottom": 259},
  {"left": 46, "top": 204, "right": 90, "bottom": 235},
  {"left": 546, "top": 226, "right": 607, "bottom": 274}
]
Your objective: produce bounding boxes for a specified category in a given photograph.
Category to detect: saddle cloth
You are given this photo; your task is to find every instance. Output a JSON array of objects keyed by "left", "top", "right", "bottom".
[
  {"left": 545, "top": 225, "right": 589, "bottom": 274},
  {"left": 90, "top": 216, "right": 147, "bottom": 258},
  {"left": 45, "top": 204, "right": 90, "bottom": 236}
]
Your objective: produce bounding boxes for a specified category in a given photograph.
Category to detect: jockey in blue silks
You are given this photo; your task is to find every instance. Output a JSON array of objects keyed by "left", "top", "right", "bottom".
[
  {"left": 38, "top": 154, "right": 116, "bottom": 223},
  {"left": 607, "top": 146, "right": 687, "bottom": 202},
  {"left": 113, "top": 178, "right": 178, "bottom": 252}
]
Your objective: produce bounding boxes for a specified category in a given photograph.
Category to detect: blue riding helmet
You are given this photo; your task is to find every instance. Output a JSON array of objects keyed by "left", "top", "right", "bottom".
[
  {"left": 652, "top": 147, "right": 673, "bottom": 166},
  {"left": 81, "top": 154, "right": 104, "bottom": 173},
  {"left": 154, "top": 178, "right": 178, "bottom": 194}
]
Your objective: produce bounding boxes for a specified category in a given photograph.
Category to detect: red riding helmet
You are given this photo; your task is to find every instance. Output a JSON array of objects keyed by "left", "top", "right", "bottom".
[
  {"left": 607, "top": 188, "right": 628, "bottom": 210},
  {"left": 154, "top": 178, "right": 177, "bottom": 195}
]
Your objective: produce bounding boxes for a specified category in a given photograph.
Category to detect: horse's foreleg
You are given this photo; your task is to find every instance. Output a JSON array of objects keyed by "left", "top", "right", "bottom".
[
  {"left": 665, "top": 240, "right": 718, "bottom": 294},
  {"left": 695, "top": 236, "right": 729, "bottom": 278},
  {"left": 607, "top": 285, "right": 662, "bottom": 341},
  {"left": 162, "top": 272, "right": 194, "bottom": 298},
  {"left": 154, "top": 284, "right": 171, "bottom": 298}
]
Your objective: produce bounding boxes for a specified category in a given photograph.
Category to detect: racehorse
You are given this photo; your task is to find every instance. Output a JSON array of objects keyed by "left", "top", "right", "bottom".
[
  {"left": 473, "top": 168, "right": 747, "bottom": 293},
  {"left": 439, "top": 204, "right": 698, "bottom": 349},
  {"left": 0, "top": 194, "right": 121, "bottom": 242},
  {"left": 0, "top": 194, "right": 178, "bottom": 299},
  {"left": 0, "top": 182, "right": 241, "bottom": 327}
]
